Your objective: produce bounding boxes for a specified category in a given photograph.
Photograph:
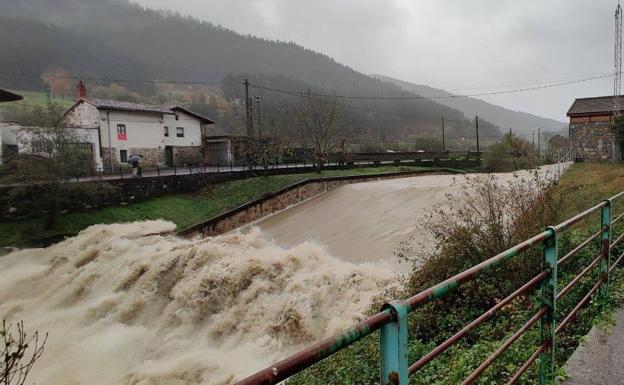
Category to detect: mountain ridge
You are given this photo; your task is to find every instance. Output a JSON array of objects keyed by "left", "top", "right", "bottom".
[{"left": 372, "top": 74, "right": 567, "bottom": 136}]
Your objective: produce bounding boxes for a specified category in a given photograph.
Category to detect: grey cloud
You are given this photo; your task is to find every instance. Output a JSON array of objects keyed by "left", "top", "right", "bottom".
[{"left": 135, "top": 0, "right": 620, "bottom": 122}]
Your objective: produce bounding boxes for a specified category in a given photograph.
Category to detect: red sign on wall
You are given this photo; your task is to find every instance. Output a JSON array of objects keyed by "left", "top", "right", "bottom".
[{"left": 118, "top": 133, "right": 127, "bottom": 141}]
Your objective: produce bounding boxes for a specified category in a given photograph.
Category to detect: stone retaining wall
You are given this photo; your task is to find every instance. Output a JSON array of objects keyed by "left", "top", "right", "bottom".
[
  {"left": 177, "top": 169, "right": 461, "bottom": 238},
  {"left": 173, "top": 146, "right": 203, "bottom": 165}
]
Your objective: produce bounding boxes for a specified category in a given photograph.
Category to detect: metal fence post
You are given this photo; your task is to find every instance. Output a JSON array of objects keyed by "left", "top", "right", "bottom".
[
  {"left": 600, "top": 200, "right": 612, "bottom": 294},
  {"left": 539, "top": 227, "right": 557, "bottom": 385},
  {"left": 380, "top": 301, "right": 409, "bottom": 385}
]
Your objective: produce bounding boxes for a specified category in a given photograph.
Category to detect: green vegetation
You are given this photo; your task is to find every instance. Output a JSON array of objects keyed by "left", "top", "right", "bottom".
[
  {"left": 0, "top": 90, "right": 74, "bottom": 125},
  {"left": 0, "top": 166, "right": 435, "bottom": 248},
  {"left": 482, "top": 131, "right": 537, "bottom": 172},
  {"left": 288, "top": 163, "right": 624, "bottom": 385},
  {"left": 0, "top": 90, "right": 73, "bottom": 115}
]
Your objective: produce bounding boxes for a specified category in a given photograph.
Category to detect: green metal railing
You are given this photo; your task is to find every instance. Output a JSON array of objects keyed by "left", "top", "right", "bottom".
[{"left": 236, "top": 188, "right": 624, "bottom": 385}]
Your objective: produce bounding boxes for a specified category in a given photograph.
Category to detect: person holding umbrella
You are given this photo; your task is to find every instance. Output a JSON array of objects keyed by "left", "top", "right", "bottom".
[{"left": 127, "top": 154, "right": 143, "bottom": 177}]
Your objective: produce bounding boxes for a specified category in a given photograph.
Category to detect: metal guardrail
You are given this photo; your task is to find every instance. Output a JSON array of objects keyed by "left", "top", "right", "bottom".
[{"left": 236, "top": 183, "right": 624, "bottom": 385}]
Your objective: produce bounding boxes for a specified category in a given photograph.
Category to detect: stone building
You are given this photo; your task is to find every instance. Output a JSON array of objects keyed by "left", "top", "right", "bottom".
[
  {"left": 567, "top": 96, "right": 624, "bottom": 162},
  {"left": 64, "top": 82, "right": 214, "bottom": 170}
]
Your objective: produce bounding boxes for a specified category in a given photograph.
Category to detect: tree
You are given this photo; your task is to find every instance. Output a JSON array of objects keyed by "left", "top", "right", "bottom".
[
  {"left": 293, "top": 92, "right": 356, "bottom": 170},
  {"left": 40, "top": 68, "right": 73, "bottom": 98},
  {"left": 482, "top": 132, "right": 536, "bottom": 172},
  {"left": 1, "top": 320, "right": 47, "bottom": 385},
  {"left": 241, "top": 103, "right": 291, "bottom": 172},
  {"left": 547, "top": 134, "right": 569, "bottom": 158},
  {"left": 6, "top": 103, "right": 115, "bottom": 228},
  {"left": 91, "top": 83, "right": 142, "bottom": 102}
]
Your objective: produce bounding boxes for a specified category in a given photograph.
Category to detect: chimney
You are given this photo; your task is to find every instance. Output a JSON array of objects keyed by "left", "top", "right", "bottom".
[{"left": 77, "top": 80, "right": 87, "bottom": 99}]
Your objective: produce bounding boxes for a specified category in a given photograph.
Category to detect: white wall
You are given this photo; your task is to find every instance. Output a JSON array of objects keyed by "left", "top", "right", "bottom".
[
  {"left": 65, "top": 102, "right": 100, "bottom": 128},
  {"left": 101, "top": 110, "right": 165, "bottom": 149},
  {"left": 163, "top": 111, "right": 202, "bottom": 147},
  {"left": 0, "top": 122, "right": 19, "bottom": 147}
]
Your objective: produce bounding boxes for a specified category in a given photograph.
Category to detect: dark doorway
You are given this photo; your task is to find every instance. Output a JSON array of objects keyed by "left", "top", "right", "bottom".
[{"left": 165, "top": 146, "right": 173, "bottom": 166}]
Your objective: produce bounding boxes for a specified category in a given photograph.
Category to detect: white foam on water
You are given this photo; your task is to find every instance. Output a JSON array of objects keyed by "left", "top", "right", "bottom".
[{"left": 0, "top": 220, "right": 397, "bottom": 385}]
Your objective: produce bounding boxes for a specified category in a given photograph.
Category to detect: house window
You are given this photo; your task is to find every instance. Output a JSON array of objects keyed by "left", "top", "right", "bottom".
[
  {"left": 117, "top": 124, "right": 127, "bottom": 140},
  {"left": 176, "top": 127, "right": 184, "bottom": 138},
  {"left": 175, "top": 114, "right": 179, "bottom": 121},
  {"left": 164, "top": 126, "right": 169, "bottom": 137},
  {"left": 120, "top": 149, "right": 127, "bottom": 162}
]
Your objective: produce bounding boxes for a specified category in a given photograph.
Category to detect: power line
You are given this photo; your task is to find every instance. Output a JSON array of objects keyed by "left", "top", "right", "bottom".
[
  {"left": 435, "top": 72, "right": 612, "bottom": 93},
  {"left": 250, "top": 73, "right": 613, "bottom": 100},
  {"left": 0, "top": 71, "right": 613, "bottom": 99}
]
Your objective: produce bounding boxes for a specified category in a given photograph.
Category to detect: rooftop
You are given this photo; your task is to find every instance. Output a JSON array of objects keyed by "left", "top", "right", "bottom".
[
  {"left": 567, "top": 95, "right": 624, "bottom": 117},
  {"left": 0, "top": 88, "right": 23, "bottom": 103},
  {"left": 81, "top": 97, "right": 174, "bottom": 115},
  {"left": 171, "top": 106, "right": 214, "bottom": 124}
]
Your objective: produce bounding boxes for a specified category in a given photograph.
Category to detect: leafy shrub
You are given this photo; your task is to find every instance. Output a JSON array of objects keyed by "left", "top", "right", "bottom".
[{"left": 482, "top": 132, "right": 536, "bottom": 172}]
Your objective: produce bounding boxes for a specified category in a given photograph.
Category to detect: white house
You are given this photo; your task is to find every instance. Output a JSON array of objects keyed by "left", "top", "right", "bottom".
[
  {"left": 63, "top": 83, "right": 215, "bottom": 170},
  {"left": 0, "top": 83, "right": 215, "bottom": 171}
]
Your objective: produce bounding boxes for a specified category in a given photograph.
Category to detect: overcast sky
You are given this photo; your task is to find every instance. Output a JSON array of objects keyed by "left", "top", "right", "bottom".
[{"left": 136, "top": 0, "right": 618, "bottom": 122}]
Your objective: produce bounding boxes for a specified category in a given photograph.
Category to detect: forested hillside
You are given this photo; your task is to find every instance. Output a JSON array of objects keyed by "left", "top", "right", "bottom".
[
  {"left": 1, "top": 0, "right": 502, "bottom": 145},
  {"left": 374, "top": 75, "right": 567, "bottom": 136}
]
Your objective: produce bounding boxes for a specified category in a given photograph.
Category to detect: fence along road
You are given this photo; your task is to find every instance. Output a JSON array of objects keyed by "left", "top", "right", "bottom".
[{"left": 235, "top": 186, "right": 624, "bottom": 385}]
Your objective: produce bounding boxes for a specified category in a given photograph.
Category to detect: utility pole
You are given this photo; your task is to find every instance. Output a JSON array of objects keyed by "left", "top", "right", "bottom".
[
  {"left": 248, "top": 97, "right": 254, "bottom": 137},
  {"left": 441, "top": 116, "right": 446, "bottom": 152},
  {"left": 244, "top": 78, "right": 252, "bottom": 137},
  {"left": 475, "top": 115, "right": 480, "bottom": 156},
  {"left": 537, "top": 127, "right": 541, "bottom": 158},
  {"left": 255, "top": 96, "right": 262, "bottom": 132},
  {"left": 532, "top": 131, "right": 535, "bottom": 153}
]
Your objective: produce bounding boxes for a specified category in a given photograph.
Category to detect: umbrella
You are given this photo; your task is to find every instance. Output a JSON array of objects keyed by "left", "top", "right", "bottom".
[{"left": 127, "top": 154, "right": 141, "bottom": 164}]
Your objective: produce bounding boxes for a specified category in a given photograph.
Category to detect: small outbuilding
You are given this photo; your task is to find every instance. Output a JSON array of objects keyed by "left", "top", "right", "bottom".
[{"left": 567, "top": 96, "right": 624, "bottom": 162}]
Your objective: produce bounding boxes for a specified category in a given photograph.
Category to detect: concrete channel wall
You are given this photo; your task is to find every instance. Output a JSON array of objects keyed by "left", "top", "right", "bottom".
[{"left": 178, "top": 168, "right": 464, "bottom": 238}]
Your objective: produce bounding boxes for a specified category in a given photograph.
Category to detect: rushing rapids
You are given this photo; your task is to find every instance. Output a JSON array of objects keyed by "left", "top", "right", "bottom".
[
  {"left": 1, "top": 164, "right": 569, "bottom": 384},
  {"left": 0, "top": 221, "right": 397, "bottom": 385}
]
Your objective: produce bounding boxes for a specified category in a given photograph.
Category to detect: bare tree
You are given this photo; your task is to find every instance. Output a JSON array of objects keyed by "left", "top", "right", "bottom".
[
  {"left": 242, "top": 103, "right": 291, "bottom": 172},
  {"left": 293, "top": 91, "right": 356, "bottom": 171},
  {"left": 40, "top": 68, "right": 73, "bottom": 99},
  {"left": 1, "top": 320, "right": 47, "bottom": 385}
]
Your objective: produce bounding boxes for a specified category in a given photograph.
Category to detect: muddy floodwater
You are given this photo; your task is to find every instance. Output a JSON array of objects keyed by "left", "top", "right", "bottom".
[
  {"left": 255, "top": 163, "right": 568, "bottom": 270},
  {"left": 0, "top": 164, "right": 568, "bottom": 385}
]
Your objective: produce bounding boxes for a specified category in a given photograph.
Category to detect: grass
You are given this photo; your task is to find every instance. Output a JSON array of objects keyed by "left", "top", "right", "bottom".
[
  {"left": 0, "top": 90, "right": 74, "bottom": 117},
  {"left": 552, "top": 162, "right": 624, "bottom": 217},
  {"left": 0, "top": 165, "right": 437, "bottom": 248}
]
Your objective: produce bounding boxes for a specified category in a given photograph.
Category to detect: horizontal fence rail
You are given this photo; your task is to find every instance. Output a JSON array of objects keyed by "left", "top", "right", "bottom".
[{"left": 236, "top": 183, "right": 623, "bottom": 385}]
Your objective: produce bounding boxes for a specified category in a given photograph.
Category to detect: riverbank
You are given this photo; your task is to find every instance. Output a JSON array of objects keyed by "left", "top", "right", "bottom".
[
  {"left": 0, "top": 166, "right": 442, "bottom": 249},
  {"left": 285, "top": 162, "right": 624, "bottom": 385}
]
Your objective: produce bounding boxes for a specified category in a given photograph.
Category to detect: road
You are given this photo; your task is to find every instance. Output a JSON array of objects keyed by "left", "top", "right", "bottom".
[{"left": 51, "top": 160, "right": 438, "bottom": 183}]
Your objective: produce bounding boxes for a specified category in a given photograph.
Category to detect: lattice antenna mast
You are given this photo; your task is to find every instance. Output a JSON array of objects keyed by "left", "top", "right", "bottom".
[{"left": 615, "top": 1, "right": 622, "bottom": 119}]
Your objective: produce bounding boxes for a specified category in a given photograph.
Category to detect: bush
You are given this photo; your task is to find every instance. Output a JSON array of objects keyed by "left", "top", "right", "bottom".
[{"left": 482, "top": 133, "right": 536, "bottom": 172}]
